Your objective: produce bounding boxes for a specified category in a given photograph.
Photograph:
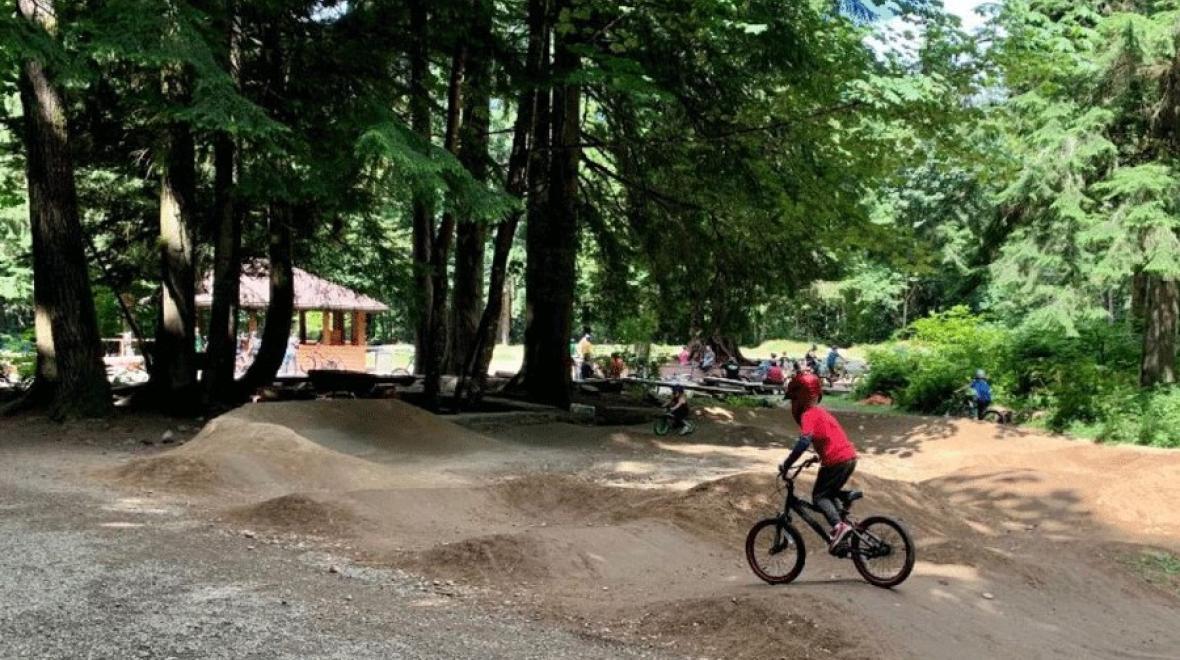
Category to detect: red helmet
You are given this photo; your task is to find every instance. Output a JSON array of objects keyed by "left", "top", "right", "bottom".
[
  {"left": 788, "top": 372, "right": 823, "bottom": 425},
  {"left": 789, "top": 372, "right": 822, "bottom": 404}
]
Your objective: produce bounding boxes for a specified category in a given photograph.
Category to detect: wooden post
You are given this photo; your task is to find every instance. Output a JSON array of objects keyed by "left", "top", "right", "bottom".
[
  {"left": 353, "top": 311, "right": 367, "bottom": 346},
  {"left": 298, "top": 310, "right": 306, "bottom": 343}
]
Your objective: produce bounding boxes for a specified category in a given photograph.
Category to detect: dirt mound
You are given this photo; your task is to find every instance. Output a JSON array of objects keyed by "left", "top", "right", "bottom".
[
  {"left": 621, "top": 472, "right": 778, "bottom": 541},
  {"left": 491, "top": 474, "right": 649, "bottom": 522},
  {"left": 620, "top": 595, "right": 863, "bottom": 659},
  {"left": 227, "top": 493, "right": 362, "bottom": 536},
  {"left": 228, "top": 399, "right": 502, "bottom": 459},
  {"left": 106, "top": 453, "right": 226, "bottom": 493},
  {"left": 408, "top": 534, "right": 553, "bottom": 582},
  {"left": 106, "top": 416, "right": 398, "bottom": 496}
]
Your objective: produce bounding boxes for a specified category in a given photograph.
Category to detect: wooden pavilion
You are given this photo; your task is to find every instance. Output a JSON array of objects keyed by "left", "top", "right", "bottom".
[{"left": 195, "top": 260, "right": 389, "bottom": 372}]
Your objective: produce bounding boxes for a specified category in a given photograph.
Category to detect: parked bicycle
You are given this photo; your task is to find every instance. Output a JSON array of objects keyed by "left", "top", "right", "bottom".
[
  {"left": 745, "top": 457, "right": 915, "bottom": 588},
  {"left": 299, "top": 349, "right": 341, "bottom": 373}
]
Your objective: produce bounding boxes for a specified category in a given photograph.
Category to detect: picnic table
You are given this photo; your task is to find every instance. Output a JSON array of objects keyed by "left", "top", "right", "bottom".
[
  {"left": 702, "top": 376, "right": 782, "bottom": 395},
  {"left": 622, "top": 376, "right": 745, "bottom": 397}
]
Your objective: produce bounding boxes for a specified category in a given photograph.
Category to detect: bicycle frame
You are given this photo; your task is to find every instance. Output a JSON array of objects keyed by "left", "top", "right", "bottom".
[
  {"left": 778, "top": 477, "right": 844, "bottom": 540},
  {"left": 770, "top": 460, "right": 891, "bottom": 558}
]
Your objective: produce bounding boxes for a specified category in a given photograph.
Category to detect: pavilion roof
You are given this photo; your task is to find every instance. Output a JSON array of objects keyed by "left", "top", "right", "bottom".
[{"left": 195, "top": 259, "right": 389, "bottom": 312}]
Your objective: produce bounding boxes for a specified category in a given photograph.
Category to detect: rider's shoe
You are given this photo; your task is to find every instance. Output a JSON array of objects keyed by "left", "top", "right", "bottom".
[
  {"left": 678, "top": 425, "right": 692, "bottom": 436},
  {"left": 827, "top": 521, "right": 852, "bottom": 554}
]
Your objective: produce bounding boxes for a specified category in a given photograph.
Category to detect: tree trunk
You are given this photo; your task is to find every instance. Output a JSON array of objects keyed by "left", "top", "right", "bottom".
[
  {"left": 522, "top": 0, "right": 580, "bottom": 408},
  {"left": 498, "top": 278, "right": 513, "bottom": 345},
  {"left": 422, "top": 36, "right": 469, "bottom": 408},
  {"left": 458, "top": 0, "right": 548, "bottom": 401},
  {"left": 238, "top": 206, "right": 294, "bottom": 394},
  {"left": 10, "top": 0, "right": 111, "bottom": 418},
  {"left": 409, "top": 0, "right": 434, "bottom": 375},
  {"left": 447, "top": 0, "right": 493, "bottom": 378},
  {"left": 204, "top": 133, "right": 240, "bottom": 401},
  {"left": 1140, "top": 275, "right": 1178, "bottom": 387},
  {"left": 1131, "top": 270, "right": 1148, "bottom": 331},
  {"left": 203, "top": 0, "right": 241, "bottom": 404},
  {"left": 150, "top": 107, "right": 198, "bottom": 402}
]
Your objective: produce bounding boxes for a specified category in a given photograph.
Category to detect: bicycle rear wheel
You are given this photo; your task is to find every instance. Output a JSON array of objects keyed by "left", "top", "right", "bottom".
[
  {"left": 982, "top": 409, "right": 1005, "bottom": 424},
  {"left": 851, "top": 516, "right": 915, "bottom": 588},
  {"left": 745, "top": 518, "right": 806, "bottom": 584}
]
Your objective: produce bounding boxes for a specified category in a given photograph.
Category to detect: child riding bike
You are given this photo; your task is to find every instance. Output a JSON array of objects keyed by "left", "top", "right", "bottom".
[
  {"left": 664, "top": 385, "right": 691, "bottom": 435},
  {"left": 964, "top": 369, "right": 992, "bottom": 420},
  {"left": 779, "top": 371, "right": 859, "bottom": 553}
]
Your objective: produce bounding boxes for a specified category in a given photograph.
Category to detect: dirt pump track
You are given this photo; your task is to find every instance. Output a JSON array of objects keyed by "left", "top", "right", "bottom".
[{"left": 107, "top": 399, "right": 1180, "bottom": 659}]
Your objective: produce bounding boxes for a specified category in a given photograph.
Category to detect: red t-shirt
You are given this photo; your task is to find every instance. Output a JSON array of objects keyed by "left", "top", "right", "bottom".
[
  {"left": 765, "top": 365, "right": 785, "bottom": 384},
  {"left": 800, "top": 406, "right": 857, "bottom": 466}
]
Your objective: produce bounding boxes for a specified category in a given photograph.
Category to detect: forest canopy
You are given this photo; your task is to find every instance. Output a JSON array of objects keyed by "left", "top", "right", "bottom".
[{"left": 0, "top": 0, "right": 1176, "bottom": 429}]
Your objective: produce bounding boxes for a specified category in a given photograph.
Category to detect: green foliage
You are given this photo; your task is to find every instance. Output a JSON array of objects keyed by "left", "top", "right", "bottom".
[
  {"left": 860, "top": 303, "right": 1177, "bottom": 448},
  {"left": 1005, "top": 320, "right": 1139, "bottom": 430},
  {"left": 858, "top": 307, "right": 1008, "bottom": 414},
  {"left": 1100, "top": 386, "right": 1180, "bottom": 448},
  {"left": 984, "top": 1, "right": 1180, "bottom": 333},
  {"left": 857, "top": 346, "right": 917, "bottom": 399}
]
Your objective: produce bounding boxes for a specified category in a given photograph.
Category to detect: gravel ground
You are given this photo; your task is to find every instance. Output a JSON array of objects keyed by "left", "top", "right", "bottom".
[{"left": 0, "top": 430, "right": 664, "bottom": 660}]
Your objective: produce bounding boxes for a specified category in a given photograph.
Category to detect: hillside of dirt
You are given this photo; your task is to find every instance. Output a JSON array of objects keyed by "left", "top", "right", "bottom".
[{"left": 103, "top": 399, "right": 1180, "bottom": 659}]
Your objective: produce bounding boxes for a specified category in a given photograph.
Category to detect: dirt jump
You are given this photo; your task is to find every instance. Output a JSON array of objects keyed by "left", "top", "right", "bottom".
[{"left": 107, "top": 399, "right": 1180, "bottom": 659}]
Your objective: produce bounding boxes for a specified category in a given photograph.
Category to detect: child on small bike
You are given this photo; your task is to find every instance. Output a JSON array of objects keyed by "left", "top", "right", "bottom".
[
  {"left": 967, "top": 369, "right": 992, "bottom": 420},
  {"left": 780, "top": 372, "right": 859, "bottom": 553},
  {"left": 665, "top": 385, "right": 691, "bottom": 435}
]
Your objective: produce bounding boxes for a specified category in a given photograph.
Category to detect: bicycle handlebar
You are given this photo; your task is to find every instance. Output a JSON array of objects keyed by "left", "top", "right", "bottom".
[{"left": 778, "top": 456, "right": 819, "bottom": 482}]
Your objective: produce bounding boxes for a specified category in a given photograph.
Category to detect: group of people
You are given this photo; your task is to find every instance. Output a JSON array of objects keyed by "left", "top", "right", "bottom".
[
  {"left": 570, "top": 331, "right": 628, "bottom": 381},
  {"left": 677, "top": 343, "right": 845, "bottom": 386}
]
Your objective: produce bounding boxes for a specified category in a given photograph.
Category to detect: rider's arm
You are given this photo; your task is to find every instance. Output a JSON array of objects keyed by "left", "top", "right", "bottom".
[{"left": 780, "top": 435, "right": 814, "bottom": 472}]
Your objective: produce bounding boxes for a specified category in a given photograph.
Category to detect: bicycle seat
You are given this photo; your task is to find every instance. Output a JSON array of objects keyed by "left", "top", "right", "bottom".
[{"left": 839, "top": 490, "right": 863, "bottom": 503}]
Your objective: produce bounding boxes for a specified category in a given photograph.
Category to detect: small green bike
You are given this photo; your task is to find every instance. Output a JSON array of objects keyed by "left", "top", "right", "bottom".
[{"left": 653, "top": 413, "right": 696, "bottom": 436}]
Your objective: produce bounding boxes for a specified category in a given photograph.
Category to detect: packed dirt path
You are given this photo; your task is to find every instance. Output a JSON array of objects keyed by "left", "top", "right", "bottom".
[
  {"left": 5, "top": 400, "right": 1180, "bottom": 658},
  {"left": 0, "top": 415, "right": 660, "bottom": 660}
]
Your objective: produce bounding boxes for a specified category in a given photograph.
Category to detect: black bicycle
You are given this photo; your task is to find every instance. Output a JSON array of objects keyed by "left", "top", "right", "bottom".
[
  {"left": 958, "top": 393, "right": 1007, "bottom": 424},
  {"left": 745, "top": 458, "right": 915, "bottom": 588}
]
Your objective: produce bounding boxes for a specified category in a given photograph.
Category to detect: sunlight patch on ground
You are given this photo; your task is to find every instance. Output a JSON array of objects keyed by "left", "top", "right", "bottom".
[{"left": 103, "top": 498, "right": 175, "bottom": 515}]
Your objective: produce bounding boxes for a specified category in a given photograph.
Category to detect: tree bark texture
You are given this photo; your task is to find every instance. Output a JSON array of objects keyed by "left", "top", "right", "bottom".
[
  {"left": 1140, "top": 276, "right": 1178, "bottom": 387},
  {"left": 456, "top": 0, "right": 548, "bottom": 403},
  {"left": 523, "top": 0, "right": 580, "bottom": 408},
  {"left": 151, "top": 107, "right": 198, "bottom": 400},
  {"left": 12, "top": 0, "right": 111, "bottom": 418},
  {"left": 447, "top": 0, "right": 493, "bottom": 377},
  {"left": 203, "top": 0, "right": 242, "bottom": 404},
  {"left": 238, "top": 206, "right": 294, "bottom": 393},
  {"left": 204, "top": 132, "right": 240, "bottom": 401},
  {"left": 409, "top": 0, "right": 434, "bottom": 375},
  {"left": 422, "top": 33, "right": 469, "bottom": 407}
]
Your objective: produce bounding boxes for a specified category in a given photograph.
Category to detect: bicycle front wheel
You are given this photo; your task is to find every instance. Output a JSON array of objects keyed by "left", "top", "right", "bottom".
[
  {"left": 653, "top": 416, "right": 671, "bottom": 436},
  {"left": 982, "top": 409, "right": 1005, "bottom": 424},
  {"left": 851, "top": 516, "right": 915, "bottom": 588},
  {"left": 745, "top": 518, "right": 806, "bottom": 584}
]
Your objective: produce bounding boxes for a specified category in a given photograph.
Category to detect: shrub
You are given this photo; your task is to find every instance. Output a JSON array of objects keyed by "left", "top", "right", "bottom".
[
  {"left": 858, "top": 307, "right": 1010, "bottom": 414},
  {"left": 1126, "top": 387, "right": 1180, "bottom": 448},
  {"left": 855, "top": 345, "right": 916, "bottom": 398}
]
